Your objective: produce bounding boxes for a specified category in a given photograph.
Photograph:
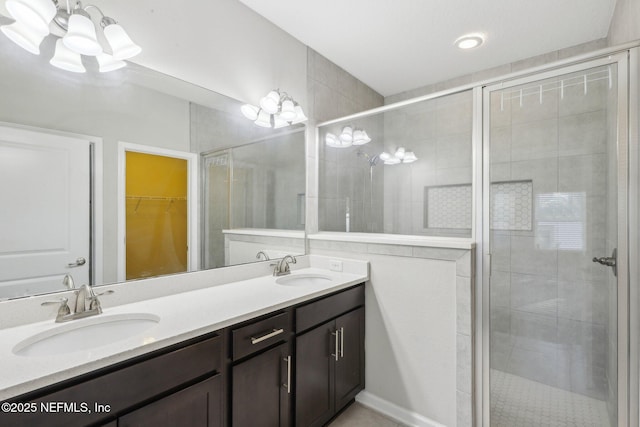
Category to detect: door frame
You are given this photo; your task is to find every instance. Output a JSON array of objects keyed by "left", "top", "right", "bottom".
[
  {"left": 117, "top": 142, "right": 199, "bottom": 282},
  {"left": 0, "top": 121, "right": 103, "bottom": 287},
  {"left": 478, "top": 52, "right": 632, "bottom": 426}
]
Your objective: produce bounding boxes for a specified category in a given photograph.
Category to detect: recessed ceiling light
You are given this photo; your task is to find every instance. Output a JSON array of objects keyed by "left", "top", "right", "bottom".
[{"left": 455, "top": 33, "right": 485, "bottom": 50}]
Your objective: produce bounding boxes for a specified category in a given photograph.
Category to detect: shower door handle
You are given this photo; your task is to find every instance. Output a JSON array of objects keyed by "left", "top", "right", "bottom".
[{"left": 592, "top": 248, "right": 617, "bottom": 277}]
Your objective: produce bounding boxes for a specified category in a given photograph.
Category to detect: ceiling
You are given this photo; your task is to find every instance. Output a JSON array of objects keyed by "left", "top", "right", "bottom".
[{"left": 238, "top": 0, "right": 617, "bottom": 96}]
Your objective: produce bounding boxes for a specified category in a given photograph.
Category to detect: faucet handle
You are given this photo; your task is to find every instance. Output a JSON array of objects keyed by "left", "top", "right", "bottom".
[{"left": 41, "top": 297, "right": 71, "bottom": 318}]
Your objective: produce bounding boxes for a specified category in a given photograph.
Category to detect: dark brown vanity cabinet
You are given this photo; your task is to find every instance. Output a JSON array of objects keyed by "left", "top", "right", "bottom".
[
  {"left": 295, "top": 286, "right": 365, "bottom": 427},
  {"left": 229, "top": 310, "right": 292, "bottom": 427},
  {"left": 1, "top": 283, "right": 365, "bottom": 427},
  {"left": 0, "top": 333, "right": 224, "bottom": 427}
]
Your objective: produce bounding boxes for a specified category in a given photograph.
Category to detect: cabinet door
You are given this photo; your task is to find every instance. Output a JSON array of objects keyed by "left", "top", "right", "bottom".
[
  {"left": 295, "top": 320, "right": 336, "bottom": 427},
  {"left": 119, "top": 374, "right": 222, "bottom": 427},
  {"left": 334, "top": 307, "right": 365, "bottom": 411},
  {"left": 232, "top": 342, "right": 291, "bottom": 427}
]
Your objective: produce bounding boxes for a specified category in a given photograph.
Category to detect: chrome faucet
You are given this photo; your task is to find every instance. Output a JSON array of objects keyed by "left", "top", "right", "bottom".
[
  {"left": 272, "top": 255, "right": 296, "bottom": 276},
  {"left": 42, "top": 284, "right": 114, "bottom": 323}
]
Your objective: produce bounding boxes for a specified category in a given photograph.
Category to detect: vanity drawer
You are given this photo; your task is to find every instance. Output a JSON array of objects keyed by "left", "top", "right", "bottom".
[
  {"left": 232, "top": 311, "right": 291, "bottom": 360},
  {"left": 296, "top": 284, "right": 365, "bottom": 333}
]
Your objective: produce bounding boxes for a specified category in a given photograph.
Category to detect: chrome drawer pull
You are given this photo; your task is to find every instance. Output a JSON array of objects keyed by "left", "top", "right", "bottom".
[
  {"left": 283, "top": 356, "right": 291, "bottom": 394},
  {"left": 339, "top": 327, "right": 344, "bottom": 358},
  {"left": 251, "top": 328, "right": 284, "bottom": 345},
  {"left": 331, "top": 330, "right": 339, "bottom": 361}
]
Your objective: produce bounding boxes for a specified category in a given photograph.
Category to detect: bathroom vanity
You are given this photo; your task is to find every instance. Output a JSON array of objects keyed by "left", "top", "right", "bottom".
[{"left": 0, "top": 257, "right": 367, "bottom": 427}]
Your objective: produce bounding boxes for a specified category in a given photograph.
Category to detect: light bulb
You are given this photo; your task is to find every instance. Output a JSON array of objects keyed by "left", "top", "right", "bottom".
[
  {"left": 291, "top": 104, "right": 307, "bottom": 123},
  {"left": 339, "top": 126, "right": 353, "bottom": 143},
  {"left": 241, "top": 104, "right": 259, "bottom": 121},
  {"left": 103, "top": 22, "right": 141, "bottom": 60},
  {"left": 63, "top": 12, "right": 103, "bottom": 56},
  {"left": 96, "top": 53, "right": 126, "bottom": 73},
  {"left": 259, "top": 91, "right": 280, "bottom": 114},
  {"left": 279, "top": 99, "right": 296, "bottom": 122},
  {"left": 0, "top": 21, "right": 46, "bottom": 54},
  {"left": 254, "top": 109, "right": 272, "bottom": 128},
  {"left": 402, "top": 152, "right": 418, "bottom": 163},
  {"left": 5, "top": 0, "right": 56, "bottom": 36},
  {"left": 50, "top": 38, "right": 86, "bottom": 73}
]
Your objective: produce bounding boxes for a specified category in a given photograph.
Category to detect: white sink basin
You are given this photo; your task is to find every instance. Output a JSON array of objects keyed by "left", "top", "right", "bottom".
[
  {"left": 13, "top": 313, "right": 160, "bottom": 357},
  {"left": 275, "top": 273, "right": 334, "bottom": 286}
]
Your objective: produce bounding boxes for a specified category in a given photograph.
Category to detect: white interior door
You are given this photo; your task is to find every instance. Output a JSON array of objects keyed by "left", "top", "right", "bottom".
[{"left": 0, "top": 126, "right": 91, "bottom": 299}]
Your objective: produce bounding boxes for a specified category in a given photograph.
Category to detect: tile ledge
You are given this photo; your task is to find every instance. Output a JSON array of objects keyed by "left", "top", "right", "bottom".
[{"left": 308, "top": 232, "right": 475, "bottom": 249}]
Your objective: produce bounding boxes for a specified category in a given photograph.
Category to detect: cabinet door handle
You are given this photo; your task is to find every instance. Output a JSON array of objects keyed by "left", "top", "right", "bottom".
[
  {"left": 283, "top": 356, "right": 291, "bottom": 394},
  {"left": 331, "top": 330, "right": 339, "bottom": 361},
  {"left": 251, "top": 328, "right": 284, "bottom": 345},
  {"left": 339, "top": 327, "right": 344, "bottom": 358}
]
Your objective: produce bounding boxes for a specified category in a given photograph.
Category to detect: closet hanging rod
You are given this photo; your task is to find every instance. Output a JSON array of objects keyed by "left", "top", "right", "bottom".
[{"left": 126, "top": 196, "right": 187, "bottom": 201}]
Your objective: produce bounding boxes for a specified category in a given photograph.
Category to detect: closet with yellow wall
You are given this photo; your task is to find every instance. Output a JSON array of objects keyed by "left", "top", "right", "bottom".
[{"left": 125, "top": 151, "right": 188, "bottom": 280}]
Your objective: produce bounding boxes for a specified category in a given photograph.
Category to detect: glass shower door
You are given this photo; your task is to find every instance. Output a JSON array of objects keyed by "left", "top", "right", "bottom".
[{"left": 484, "top": 58, "right": 627, "bottom": 427}]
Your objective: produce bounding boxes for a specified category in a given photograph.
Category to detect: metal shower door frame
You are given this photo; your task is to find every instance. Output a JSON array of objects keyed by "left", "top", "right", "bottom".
[{"left": 478, "top": 51, "right": 632, "bottom": 427}]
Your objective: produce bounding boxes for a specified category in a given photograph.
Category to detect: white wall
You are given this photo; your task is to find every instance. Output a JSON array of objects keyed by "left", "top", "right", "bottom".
[
  {"left": 0, "top": 36, "right": 191, "bottom": 284},
  {"left": 607, "top": 0, "right": 640, "bottom": 46},
  {"left": 102, "top": 0, "right": 308, "bottom": 110}
]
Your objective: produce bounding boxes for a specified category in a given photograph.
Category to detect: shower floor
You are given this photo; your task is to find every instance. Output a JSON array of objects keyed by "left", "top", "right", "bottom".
[{"left": 490, "top": 369, "right": 610, "bottom": 427}]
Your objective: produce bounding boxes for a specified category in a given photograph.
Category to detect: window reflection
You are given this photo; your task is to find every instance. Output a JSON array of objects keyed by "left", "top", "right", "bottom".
[{"left": 535, "top": 192, "right": 586, "bottom": 251}]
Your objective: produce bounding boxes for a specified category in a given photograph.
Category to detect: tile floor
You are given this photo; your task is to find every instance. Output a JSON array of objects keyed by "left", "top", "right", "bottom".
[
  {"left": 491, "top": 369, "right": 611, "bottom": 427},
  {"left": 329, "top": 402, "right": 405, "bottom": 427}
]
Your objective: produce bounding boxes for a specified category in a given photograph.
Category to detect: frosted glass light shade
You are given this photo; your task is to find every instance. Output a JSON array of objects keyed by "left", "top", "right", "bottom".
[
  {"left": 254, "top": 109, "right": 272, "bottom": 128},
  {"left": 96, "top": 53, "right": 126, "bottom": 72},
  {"left": 353, "top": 129, "right": 371, "bottom": 145},
  {"left": 1, "top": 21, "right": 46, "bottom": 54},
  {"left": 259, "top": 91, "right": 280, "bottom": 114},
  {"left": 241, "top": 104, "right": 260, "bottom": 121},
  {"left": 379, "top": 152, "right": 391, "bottom": 161},
  {"left": 325, "top": 133, "right": 339, "bottom": 147},
  {"left": 402, "top": 151, "right": 418, "bottom": 163},
  {"left": 279, "top": 99, "right": 296, "bottom": 121},
  {"left": 6, "top": 0, "right": 56, "bottom": 36},
  {"left": 274, "top": 116, "right": 289, "bottom": 129},
  {"left": 291, "top": 105, "right": 307, "bottom": 124},
  {"left": 339, "top": 126, "right": 353, "bottom": 143},
  {"left": 395, "top": 147, "right": 405, "bottom": 159},
  {"left": 103, "top": 23, "right": 141, "bottom": 60},
  {"left": 63, "top": 14, "right": 103, "bottom": 56},
  {"left": 384, "top": 157, "right": 400, "bottom": 165},
  {"left": 50, "top": 39, "right": 86, "bottom": 73}
]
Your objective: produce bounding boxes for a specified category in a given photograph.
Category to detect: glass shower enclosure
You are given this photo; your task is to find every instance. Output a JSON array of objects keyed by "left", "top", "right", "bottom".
[{"left": 483, "top": 54, "right": 629, "bottom": 427}]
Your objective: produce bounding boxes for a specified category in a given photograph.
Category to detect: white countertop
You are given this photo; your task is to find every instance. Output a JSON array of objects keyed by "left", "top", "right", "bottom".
[{"left": 0, "top": 263, "right": 368, "bottom": 400}]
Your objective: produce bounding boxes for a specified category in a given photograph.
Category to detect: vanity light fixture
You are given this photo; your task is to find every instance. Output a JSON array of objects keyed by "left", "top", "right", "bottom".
[
  {"left": 380, "top": 147, "right": 417, "bottom": 164},
  {"left": 0, "top": 0, "right": 141, "bottom": 73},
  {"left": 241, "top": 89, "right": 307, "bottom": 128},
  {"left": 325, "top": 126, "right": 371, "bottom": 148},
  {"left": 455, "top": 33, "right": 485, "bottom": 50}
]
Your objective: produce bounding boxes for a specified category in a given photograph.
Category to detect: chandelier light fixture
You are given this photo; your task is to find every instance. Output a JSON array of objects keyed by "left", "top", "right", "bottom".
[
  {"left": 241, "top": 90, "right": 307, "bottom": 129},
  {"left": 379, "top": 147, "right": 418, "bottom": 165},
  {"left": 325, "top": 126, "right": 371, "bottom": 148},
  {"left": 1, "top": 0, "right": 142, "bottom": 73}
]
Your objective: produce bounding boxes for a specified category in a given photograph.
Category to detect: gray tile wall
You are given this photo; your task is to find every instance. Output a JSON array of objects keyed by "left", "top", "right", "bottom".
[
  {"left": 488, "top": 65, "right": 615, "bottom": 404},
  {"left": 384, "top": 40, "right": 608, "bottom": 105},
  {"left": 308, "top": 48, "right": 385, "bottom": 233}
]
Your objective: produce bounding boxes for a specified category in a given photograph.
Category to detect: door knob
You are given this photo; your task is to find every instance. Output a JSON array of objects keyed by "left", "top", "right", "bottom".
[
  {"left": 67, "top": 257, "right": 86, "bottom": 268},
  {"left": 592, "top": 248, "right": 617, "bottom": 277}
]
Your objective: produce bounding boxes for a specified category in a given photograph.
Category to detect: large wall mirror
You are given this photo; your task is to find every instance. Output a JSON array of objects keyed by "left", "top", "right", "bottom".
[{"left": 0, "top": 32, "right": 306, "bottom": 300}]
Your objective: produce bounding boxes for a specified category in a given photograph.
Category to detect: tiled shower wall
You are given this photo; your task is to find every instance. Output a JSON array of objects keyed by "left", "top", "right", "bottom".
[
  {"left": 382, "top": 91, "right": 473, "bottom": 236},
  {"left": 308, "top": 49, "right": 385, "bottom": 233},
  {"left": 488, "top": 67, "right": 615, "bottom": 403}
]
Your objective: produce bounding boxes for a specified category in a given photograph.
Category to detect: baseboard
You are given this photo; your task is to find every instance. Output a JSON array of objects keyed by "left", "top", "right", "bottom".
[{"left": 356, "top": 391, "right": 448, "bottom": 427}]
